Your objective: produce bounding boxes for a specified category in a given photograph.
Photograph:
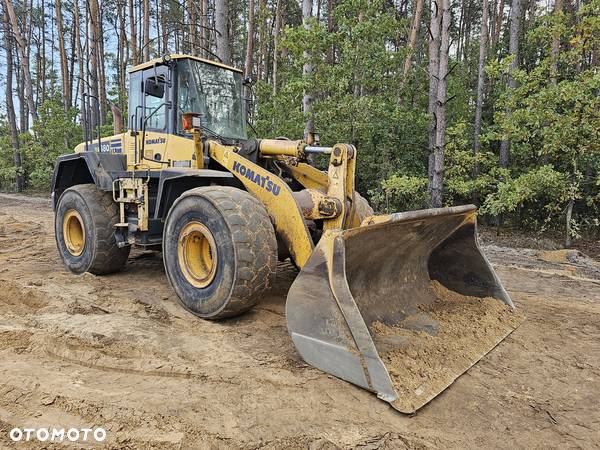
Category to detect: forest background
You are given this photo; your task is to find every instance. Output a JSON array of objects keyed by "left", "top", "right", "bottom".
[{"left": 0, "top": 0, "right": 599, "bottom": 245}]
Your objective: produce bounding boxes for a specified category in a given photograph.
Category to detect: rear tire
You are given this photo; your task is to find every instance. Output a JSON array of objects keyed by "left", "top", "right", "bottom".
[
  {"left": 163, "top": 186, "right": 277, "bottom": 319},
  {"left": 55, "top": 184, "right": 130, "bottom": 275}
]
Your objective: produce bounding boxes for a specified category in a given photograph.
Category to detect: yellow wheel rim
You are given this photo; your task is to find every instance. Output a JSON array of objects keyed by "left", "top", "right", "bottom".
[
  {"left": 63, "top": 209, "right": 85, "bottom": 256},
  {"left": 178, "top": 222, "right": 218, "bottom": 288}
]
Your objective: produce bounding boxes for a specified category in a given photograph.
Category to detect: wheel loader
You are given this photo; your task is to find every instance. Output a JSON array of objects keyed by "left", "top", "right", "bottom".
[{"left": 52, "top": 54, "right": 519, "bottom": 413}]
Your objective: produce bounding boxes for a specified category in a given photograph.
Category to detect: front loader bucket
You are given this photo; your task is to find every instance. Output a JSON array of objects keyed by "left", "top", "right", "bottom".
[{"left": 286, "top": 205, "right": 522, "bottom": 413}]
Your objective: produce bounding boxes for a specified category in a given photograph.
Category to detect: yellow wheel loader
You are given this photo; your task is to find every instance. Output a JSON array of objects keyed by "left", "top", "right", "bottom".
[{"left": 52, "top": 54, "right": 520, "bottom": 413}]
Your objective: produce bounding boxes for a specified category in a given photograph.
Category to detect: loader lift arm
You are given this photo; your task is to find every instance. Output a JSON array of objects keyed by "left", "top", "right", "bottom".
[
  {"left": 190, "top": 116, "right": 360, "bottom": 269},
  {"left": 208, "top": 141, "right": 315, "bottom": 267}
]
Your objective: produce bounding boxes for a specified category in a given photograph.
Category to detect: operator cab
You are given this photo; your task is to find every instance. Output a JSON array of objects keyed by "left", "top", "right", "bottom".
[{"left": 128, "top": 54, "right": 248, "bottom": 144}]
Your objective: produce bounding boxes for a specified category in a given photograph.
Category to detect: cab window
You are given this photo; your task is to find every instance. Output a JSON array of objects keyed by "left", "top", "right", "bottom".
[
  {"left": 176, "top": 59, "right": 246, "bottom": 139},
  {"left": 128, "top": 71, "right": 142, "bottom": 130},
  {"left": 144, "top": 74, "right": 167, "bottom": 131}
]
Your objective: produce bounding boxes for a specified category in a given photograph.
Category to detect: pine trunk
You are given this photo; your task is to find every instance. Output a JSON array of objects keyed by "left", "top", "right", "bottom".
[
  {"left": 272, "top": 0, "right": 283, "bottom": 94},
  {"left": 403, "top": 0, "right": 424, "bottom": 79},
  {"left": 88, "top": 0, "right": 101, "bottom": 127},
  {"left": 431, "top": 0, "right": 450, "bottom": 208},
  {"left": 17, "top": 63, "right": 27, "bottom": 131},
  {"left": 3, "top": 9, "right": 24, "bottom": 191},
  {"left": 427, "top": 0, "right": 441, "bottom": 188},
  {"left": 327, "top": 0, "right": 335, "bottom": 63},
  {"left": 98, "top": 6, "right": 108, "bottom": 123},
  {"left": 215, "top": 0, "right": 232, "bottom": 64},
  {"left": 129, "top": 0, "right": 139, "bottom": 64},
  {"left": 118, "top": 0, "right": 128, "bottom": 120},
  {"left": 55, "top": 0, "right": 70, "bottom": 109},
  {"left": 492, "top": 0, "right": 505, "bottom": 51},
  {"left": 457, "top": 0, "right": 465, "bottom": 60},
  {"left": 565, "top": 198, "right": 574, "bottom": 248},
  {"left": 200, "top": 0, "right": 208, "bottom": 57},
  {"left": 73, "top": 0, "right": 84, "bottom": 109},
  {"left": 244, "top": 0, "right": 255, "bottom": 80},
  {"left": 302, "top": 0, "right": 314, "bottom": 143},
  {"left": 40, "top": 0, "right": 46, "bottom": 104},
  {"left": 258, "top": 0, "right": 266, "bottom": 80},
  {"left": 188, "top": 0, "right": 196, "bottom": 53},
  {"left": 462, "top": 0, "right": 472, "bottom": 63},
  {"left": 499, "top": 0, "right": 522, "bottom": 168},
  {"left": 3, "top": 0, "right": 38, "bottom": 122},
  {"left": 68, "top": 12, "right": 76, "bottom": 104},
  {"left": 473, "top": 0, "right": 489, "bottom": 177},
  {"left": 161, "top": 1, "right": 167, "bottom": 53},
  {"left": 143, "top": 0, "right": 150, "bottom": 61}
]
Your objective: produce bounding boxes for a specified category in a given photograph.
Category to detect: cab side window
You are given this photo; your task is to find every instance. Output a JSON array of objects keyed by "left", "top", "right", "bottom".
[
  {"left": 144, "top": 74, "right": 167, "bottom": 131},
  {"left": 128, "top": 72, "right": 143, "bottom": 130}
]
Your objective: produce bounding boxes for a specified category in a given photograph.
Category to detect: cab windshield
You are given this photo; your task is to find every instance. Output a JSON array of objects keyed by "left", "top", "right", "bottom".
[{"left": 176, "top": 59, "right": 247, "bottom": 140}]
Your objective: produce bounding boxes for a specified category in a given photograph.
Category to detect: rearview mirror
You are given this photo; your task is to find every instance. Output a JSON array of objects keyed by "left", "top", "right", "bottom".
[{"left": 144, "top": 76, "right": 165, "bottom": 98}]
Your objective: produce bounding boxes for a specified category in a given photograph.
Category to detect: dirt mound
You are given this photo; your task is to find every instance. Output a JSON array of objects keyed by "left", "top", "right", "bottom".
[
  {"left": 0, "top": 329, "right": 33, "bottom": 351},
  {"left": 0, "top": 216, "right": 42, "bottom": 240},
  {"left": 538, "top": 249, "right": 576, "bottom": 263},
  {"left": 537, "top": 248, "right": 600, "bottom": 271},
  {"left": 41, "top": 329, "right": 197, "bottom": 378},
  {"left": 485, "top": 245, "right": 600, "bottom": 280},
  {"left": 66, "top": 301, "right": 111, "bottom": 315},
  {"left": 0, "top": 279, "right": 47, "bottom": 313},
  {"left": 371, "top": 281, "right": 523, "bottom": 412}
]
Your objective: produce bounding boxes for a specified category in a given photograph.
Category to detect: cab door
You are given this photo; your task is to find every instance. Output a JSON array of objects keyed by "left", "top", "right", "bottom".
[{"left": 126, "top": 64, "right": 172, "bottom": 169}]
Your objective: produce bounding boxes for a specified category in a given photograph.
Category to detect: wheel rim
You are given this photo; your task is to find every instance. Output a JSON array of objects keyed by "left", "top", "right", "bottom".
[
  {"left": 178, "top": 222, "right": 218, "bottom": 288},
  {"left": 63, "top": 209, "right": 85, "bottom": 256}
]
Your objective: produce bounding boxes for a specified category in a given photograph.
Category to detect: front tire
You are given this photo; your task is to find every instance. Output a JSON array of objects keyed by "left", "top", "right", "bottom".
[
  {"left": 55, "top": 184, "right": 130, "bottom": 275},
  {"left": 163, "top": 186, "right": 277, "bottom": 319}
]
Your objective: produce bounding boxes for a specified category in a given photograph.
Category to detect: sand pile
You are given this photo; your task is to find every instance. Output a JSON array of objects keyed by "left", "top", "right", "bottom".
[{"left": 371, "top": 280, "right": 524, "bottom": 413}]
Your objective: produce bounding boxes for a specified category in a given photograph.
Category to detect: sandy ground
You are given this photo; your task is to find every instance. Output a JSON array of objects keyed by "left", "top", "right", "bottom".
[{"left": 0, "top": 192, "right": 599, "bottom": 449}]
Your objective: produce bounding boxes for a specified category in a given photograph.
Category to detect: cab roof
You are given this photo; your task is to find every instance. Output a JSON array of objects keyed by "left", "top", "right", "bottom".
[{"left": 128, "top": 54, "right": 243, "bottom": 74}]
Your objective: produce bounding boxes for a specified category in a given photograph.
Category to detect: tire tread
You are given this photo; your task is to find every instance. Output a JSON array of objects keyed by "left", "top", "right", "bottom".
[
  {"left": 170, "top": 186, "right": 277, "bottom": 319},
  {"left": 68, "top": 184, "right": 129, "bottom": 275}
]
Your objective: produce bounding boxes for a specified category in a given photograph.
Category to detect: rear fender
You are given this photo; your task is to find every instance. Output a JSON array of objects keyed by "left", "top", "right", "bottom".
[{"left": 51, "top": 152, "right": 126, "bottom": 209}]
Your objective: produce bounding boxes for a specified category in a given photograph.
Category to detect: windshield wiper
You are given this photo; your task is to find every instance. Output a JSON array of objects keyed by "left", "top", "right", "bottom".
[{"left": 196, "top": 122, "right": 226, "bottom": 141}]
